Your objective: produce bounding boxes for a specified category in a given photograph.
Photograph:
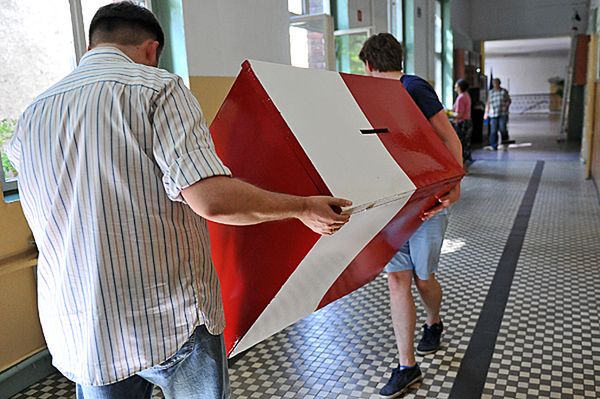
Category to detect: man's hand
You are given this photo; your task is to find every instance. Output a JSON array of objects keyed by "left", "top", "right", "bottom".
[
  {"left": 298, "top": 197, "right": 352, "bottom": 235},
  {"left": 422, "top": 184, "right": 460, "bottom": 221}
]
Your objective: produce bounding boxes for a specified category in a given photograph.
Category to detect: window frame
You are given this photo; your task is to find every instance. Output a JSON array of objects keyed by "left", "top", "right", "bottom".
[
  {"left": 1, "top": 164, "right": 17, "bottom": 195},
  {"left": 289, "top": 0, "right": 330, "bottom": 16},
  {"left": 334, "top": 26, "right": 374, "bottom": 75}
]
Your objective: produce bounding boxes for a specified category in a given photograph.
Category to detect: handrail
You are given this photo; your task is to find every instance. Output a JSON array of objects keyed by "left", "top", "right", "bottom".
[{"left": 516, "top": 100, "right": 550, "bottom": 114}]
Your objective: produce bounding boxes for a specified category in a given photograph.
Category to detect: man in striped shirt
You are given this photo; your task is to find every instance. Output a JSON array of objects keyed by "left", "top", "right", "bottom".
[{"left": 7, "top": 3, "right": 350, "bottom": 398}]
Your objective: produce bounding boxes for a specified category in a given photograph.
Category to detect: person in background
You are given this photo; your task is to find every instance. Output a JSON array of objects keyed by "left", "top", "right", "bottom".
[
  {"left": 7, "top": 3, "right": 351, "bottom": 398},
  {"left": 359, "top": 33, "right": 462, "bottom": 399},
  {"left": 484, "top": 78, "right": 512, "bottom": 150},
  {"left": 452, "top": 79, "right": 473, "bottom": 172}
]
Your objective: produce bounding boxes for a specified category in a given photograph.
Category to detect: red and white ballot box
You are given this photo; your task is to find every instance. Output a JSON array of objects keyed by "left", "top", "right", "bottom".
[{"left": 208, "top": 60, "right": 463, "bottom": 357}]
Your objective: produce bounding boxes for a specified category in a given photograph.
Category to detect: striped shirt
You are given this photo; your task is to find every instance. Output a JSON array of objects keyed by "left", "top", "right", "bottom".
[
  {"left": 488, "top": 88, "right": 511, "bottom": 117},
  {"left": 7, "top": 47, "right": 231, "bottom": 386}
]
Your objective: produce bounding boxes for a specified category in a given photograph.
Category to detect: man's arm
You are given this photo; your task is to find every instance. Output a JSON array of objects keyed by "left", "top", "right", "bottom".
[
  {"left": 505, "top": 90, "right": 512, "bottom": 112},
  {"left": 152, "top": 78, "right": 352, "bottom": 235},
  {"left": 182, "top": 176, "right": 352, "bottom": 235},
  {"left": 423, "top": 110, "right": 462, "bottom": 219}
]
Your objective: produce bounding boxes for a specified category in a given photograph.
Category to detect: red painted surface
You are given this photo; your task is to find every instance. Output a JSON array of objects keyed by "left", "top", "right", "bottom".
[
  {"left": 317, "top": 74, "right": 463, "bottom": 308},
  {"left": 208, "top": 62, "right": 329, "bottom": 353}
]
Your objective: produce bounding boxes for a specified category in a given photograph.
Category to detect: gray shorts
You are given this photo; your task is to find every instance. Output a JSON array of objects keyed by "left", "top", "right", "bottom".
[{"left": 384, "top": 208, "right": 449, "bottom": 280}]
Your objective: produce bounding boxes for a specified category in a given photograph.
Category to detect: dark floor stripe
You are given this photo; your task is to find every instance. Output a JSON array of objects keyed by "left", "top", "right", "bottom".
[{"left": 449, "top": 160, "right": 545, "bottom": 399}]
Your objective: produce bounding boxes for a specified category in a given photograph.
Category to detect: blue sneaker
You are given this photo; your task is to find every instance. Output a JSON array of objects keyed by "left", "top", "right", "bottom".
[
  {"left": 379, "top": 365, "right": 422, "bottom": 398},
  {"left": 416, "top": 322, "right": 443, "bottom": 355}
]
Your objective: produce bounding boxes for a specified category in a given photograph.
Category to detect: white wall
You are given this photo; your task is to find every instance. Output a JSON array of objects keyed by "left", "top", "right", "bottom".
[
  {"left": 451, "top": 0, "right": 472, "bottom": 50},
  {"left": 342, "top": 0, "right": 388, "bottom": 33},
  {"left": 182, "top": 0, "right": 290, "bottom": 76},
  {"left": 372, "top": 0, "right": 388, "bottom": 34},
  {"left": 471, "top": 0, "right": 588, "bottom": 41},
  {"left": 412, "top": 0, "right": 436, "bottom": 81},
  {"left": 485, "top": 52, "right": 569, "bottom": 94}
]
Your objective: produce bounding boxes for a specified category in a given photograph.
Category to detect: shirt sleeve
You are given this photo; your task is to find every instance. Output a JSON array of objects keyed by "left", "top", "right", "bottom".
[
  {"left": 152, "top": 76, "right": 231, "bottom": 202},
  {"left": 405, "top": 78, "right": 444, "bottom": 119}
]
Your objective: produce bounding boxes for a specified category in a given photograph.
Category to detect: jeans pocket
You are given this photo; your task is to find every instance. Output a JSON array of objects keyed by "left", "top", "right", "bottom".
[{"left": 153, "top": 329, "right": 197, "bottom": 370}]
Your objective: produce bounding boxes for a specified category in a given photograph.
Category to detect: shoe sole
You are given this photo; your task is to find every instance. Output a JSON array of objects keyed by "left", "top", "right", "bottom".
[
  {"left": 416, "top": 347, "right": 439, "bottom": 355},
  {"left": 379, "top": 375, "right": 423, "bottom": 399}
]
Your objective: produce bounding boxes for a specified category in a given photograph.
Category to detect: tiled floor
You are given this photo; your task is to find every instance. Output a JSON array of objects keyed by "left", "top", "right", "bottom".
[{"left": 9, "top": 114, "right": 600, "bottom": 398}]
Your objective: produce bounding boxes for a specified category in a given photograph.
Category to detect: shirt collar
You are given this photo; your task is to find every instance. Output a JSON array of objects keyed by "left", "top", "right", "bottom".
[{"left": 79, "top": 46, "right": 135, "bottom": 66}]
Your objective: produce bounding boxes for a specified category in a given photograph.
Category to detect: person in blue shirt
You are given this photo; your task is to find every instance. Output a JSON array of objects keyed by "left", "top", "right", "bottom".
[{"left": 359, "top": 33, "right": 462, "bottom": 398}]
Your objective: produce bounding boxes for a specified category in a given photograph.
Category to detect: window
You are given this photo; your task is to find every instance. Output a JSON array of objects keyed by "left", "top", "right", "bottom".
[
  {"left": 288, "top": 0, "right": 330, "bottom": 16},
  {"left": 0, "top": 0, "right": 149, "bottom": 199},
  {"left": 288, "top": 0, "right": 334, "bottom": 70},
  {"left": 0, "top": 0, "right": 76, "bottom": 197},
  {"left": 389, "top": 0, "right": 403, "bottom": 42},
  {"left": 332, "top": 0, "right": 374, "bottom": 75},
  {"left": 433, "top": 0, "right": 443, "bottom": 98},
  {"left": 335, "top": 28, "right": 372, "bottom": 74},
  {"left": 290, "top": 15, "right": 335, "bottom": 70}
]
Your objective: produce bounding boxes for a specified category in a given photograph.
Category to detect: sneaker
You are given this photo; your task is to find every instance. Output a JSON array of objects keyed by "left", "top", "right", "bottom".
[
  {"left": 483, "top": 145, "right": 497, "bottom": 151},
  {"left": 379, "top": 365, "right": 423, "bottom": 398},
  {"left": 416, "top": 322, "right": 443, "bottom": 355}
]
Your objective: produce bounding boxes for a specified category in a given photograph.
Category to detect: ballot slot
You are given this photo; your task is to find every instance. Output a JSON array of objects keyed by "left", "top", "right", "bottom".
[{"left": 360, "top": 128, "right": 390, "bottom": 134}]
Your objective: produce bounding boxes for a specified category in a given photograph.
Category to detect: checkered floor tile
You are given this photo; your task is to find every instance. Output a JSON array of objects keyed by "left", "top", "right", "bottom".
[
  {"left": 8, "top": 115, "right": 600, "bottom": 398},
  {"left": 481, "top": 161, "right": 600, "bottom": 399}
]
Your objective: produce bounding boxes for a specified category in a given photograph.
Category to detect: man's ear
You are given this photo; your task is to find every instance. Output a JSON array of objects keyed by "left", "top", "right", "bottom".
[
  {"left": 144, "top": 39, "right": 160, "bottom": 67},
  {"left": 365, "top": 61, "right": 374, "bottom": 73}
]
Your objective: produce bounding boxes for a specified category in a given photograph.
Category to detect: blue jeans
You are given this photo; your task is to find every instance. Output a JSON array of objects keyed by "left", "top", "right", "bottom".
[
  {"left": 384, "top": 208, "right": 450, "bottom": 280},
  {"left": 489, "top": 115, "right": 509, "bottom": 149},
  {"left": 76, "top": 325, "right": 230, "bottom": 399}
]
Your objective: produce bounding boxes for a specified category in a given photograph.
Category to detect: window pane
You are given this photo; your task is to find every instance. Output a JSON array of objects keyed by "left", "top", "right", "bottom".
[
  {"left": 390, "top": 0, "right": 403, "bottom": 40},
  {"left": 434, "top": 0, "right": 442, "bottom": 54},
  {"left": 82, "top": 0, "right": 148, "bottom": 46},
  {"left": 290, "top": 17, "right": 330, "bottom": 70},
  {"left": 435, "top": 55, "right": 443, "bottom": 98},
  {"left": 289, "top": 0, "right": 328, "bottom": 15},
  {"left": 307, "top": 0, "right": 324, "bottom": 14},
  {"left": 289, "top": 0, "right": 303, "bottom": 15},
  {"left": 434, "top": 0, "right": 442, "bottom": 97},
  {"left": 0, "top": 0, "right": 76, "bottom": 185},
  {"left": 335, "top": 31, "right": 369, "bottom": 74}
]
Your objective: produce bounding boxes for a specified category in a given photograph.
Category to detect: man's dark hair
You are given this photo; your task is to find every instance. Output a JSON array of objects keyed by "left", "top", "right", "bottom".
[
  {"left": 456, "top": 79, "right": 469, "bottom": 92},
  {"left": 359, "top": 33, "right": 403, "bottom": 72},
  {"left": 493, "top": 78, "right": 501, "bottom": 85},
  {"left": 89, "top": 1, "right": 164, "bottom": 53}
]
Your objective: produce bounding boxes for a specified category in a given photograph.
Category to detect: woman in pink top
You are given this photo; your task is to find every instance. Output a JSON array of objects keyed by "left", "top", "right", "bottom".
[{"left": 452, "top": 79, "right": 472, "bottom": 170}]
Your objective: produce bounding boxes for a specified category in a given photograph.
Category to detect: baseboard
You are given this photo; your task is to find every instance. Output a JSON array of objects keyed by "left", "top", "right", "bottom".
[{"left": 0, "top": 350, "right": 57, "bottom": 399}]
